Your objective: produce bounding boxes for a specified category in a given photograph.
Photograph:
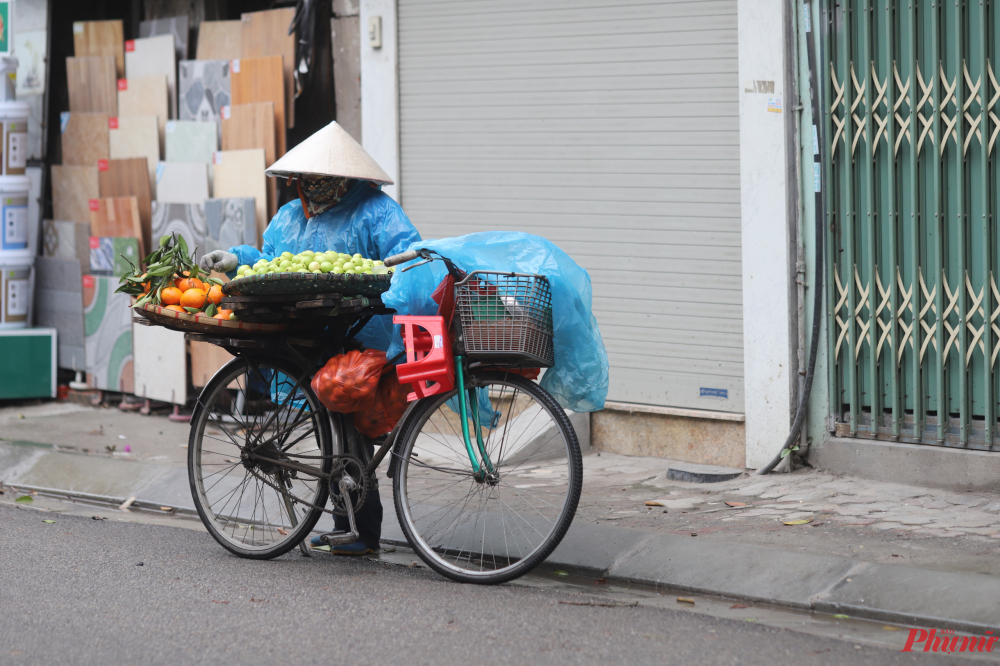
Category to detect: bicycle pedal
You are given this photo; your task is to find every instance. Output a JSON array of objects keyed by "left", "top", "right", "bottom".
[{"left": 320, "top": 530, "right": 360, "bottom": 546}]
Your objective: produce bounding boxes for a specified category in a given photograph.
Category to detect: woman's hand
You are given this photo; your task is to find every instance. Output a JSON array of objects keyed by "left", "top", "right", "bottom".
[{"left": 200, "top": 250, "right": 239, "bottom": 273}]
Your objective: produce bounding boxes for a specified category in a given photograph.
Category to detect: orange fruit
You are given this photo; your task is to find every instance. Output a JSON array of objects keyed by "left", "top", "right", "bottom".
[
  {"left": 175, "top": 276, "right": 204, "bottom": 292},
  {"left": 180, "top": 288, "right": 207, "bottom": 310},
  {"left": 160, "top": 286, "right": 183, "bottom": 305},
  {"left": 140, "top": 273, "right": 151, "bottom": 294},
  {"left": 215, "top": 308, "right": 233, "bottom": 319},
  {"left": 165, "top": 304, "right": 185, "bottom": 313},
  {"left": 206, "top": 284, "right": 224, "bottom": 305}
]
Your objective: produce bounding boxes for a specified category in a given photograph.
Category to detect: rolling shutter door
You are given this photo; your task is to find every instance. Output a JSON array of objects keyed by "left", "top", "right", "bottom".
[{"left": 397, "top": 0, "right": 744, "bottom": 412}]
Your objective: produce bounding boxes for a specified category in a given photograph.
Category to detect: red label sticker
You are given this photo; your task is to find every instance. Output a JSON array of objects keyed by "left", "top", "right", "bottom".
[
  {"left": 108, "top": 117, "right": 118, "bottom": 130},
  {"left": 90, "top": 236, "right": 100, "bottom": 249},
  {"left": 88, "top": 199, "right": 100, "bottom": 211},
  {"left": 117, "top": 79, "right": 127, "bottom": 91},
  {"left": 83, "top": 275, "right": 95, "bottom": 288},
  {"left": 97, "top": 159, "right": 109, "bottom": 171},
  {"left": 125, "top": 40, "right": 135, "bottom": 52}
]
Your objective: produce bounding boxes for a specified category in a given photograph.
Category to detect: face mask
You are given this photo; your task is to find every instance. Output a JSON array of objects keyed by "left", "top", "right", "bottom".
[{"left": 297, "top": 177, "right": 356, "bottom": 218}]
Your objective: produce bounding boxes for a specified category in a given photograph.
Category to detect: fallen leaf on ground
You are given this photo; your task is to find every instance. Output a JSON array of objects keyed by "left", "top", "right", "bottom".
[
  {"left": 676, "top": 597, "right": 695, "bottom": 604},
  {"left": 730, "top": 604, "right": 751, "bottom": 609},
  {"left": 553, "top": 570, "right": 569, "bottom": 576},
  {"left": 810, "top": 522, "right": 825, "bottom": 527},
  {"left": 833, "top": 614, "right": 850, "bottom": 619},
  {"left": 159, "top": 507, "right": 172, "bottom": 511},
  {"left": 782, "top": 519, "right": 812, "bottom": 525},
  {"left": 42, "top": 520, "right": 55, "bottom": 523},
  {"left": 690, "top": 532, "right": 698, "bottom": 536},
  {"left": 593, "top": 578, "right": 607, "bottom": 585},
  {"left": 644, "top": 501, "right": 664, "bottom": 506},
  {"left": 725, "top": 501, "right": 747, "bottom": 507},
  {"left": 882, "top": 626, "right": 901, "bottom": 631},
  {"left": 14, "top": 495, "right": 32, "bottom": 503},
  {"left": 118, "top": 496, "right": 136, "bottom": 511}
]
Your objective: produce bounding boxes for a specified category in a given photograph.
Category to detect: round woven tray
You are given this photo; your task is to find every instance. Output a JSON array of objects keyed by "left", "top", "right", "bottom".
[
  {"left": 133, "top": 301, "right": 290, "bottom": 336},
  {"left": 223, "top": 271, "right": 392, "bottom": 298}
]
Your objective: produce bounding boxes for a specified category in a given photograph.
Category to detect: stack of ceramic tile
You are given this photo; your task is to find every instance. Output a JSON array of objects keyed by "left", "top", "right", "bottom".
[{"left": 44, "top": 12, "right": 299, "bottom": 401}]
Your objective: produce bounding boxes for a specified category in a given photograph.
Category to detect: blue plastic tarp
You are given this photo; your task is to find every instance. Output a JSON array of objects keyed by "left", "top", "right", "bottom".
[{"left": 382, "top": 232, "right": 609, "bottom": 413}]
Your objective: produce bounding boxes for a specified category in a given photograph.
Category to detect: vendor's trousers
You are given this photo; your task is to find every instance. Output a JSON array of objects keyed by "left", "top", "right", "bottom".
[{"left": 333, "top": 438, "right": 382, "bottom": 550}]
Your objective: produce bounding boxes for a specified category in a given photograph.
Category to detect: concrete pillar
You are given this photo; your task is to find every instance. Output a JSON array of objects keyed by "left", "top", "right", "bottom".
[
  {"left": 738, "top": 0, "right": 797, "bottom": 468},
  {"left": 359, "top": 0, "right": 400, "bottom": 202}
]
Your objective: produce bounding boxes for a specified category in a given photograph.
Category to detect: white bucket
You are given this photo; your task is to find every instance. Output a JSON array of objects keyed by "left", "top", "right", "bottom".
[
  {"left": 0, "top": 252, "right": 32, "bottom": 328},
  {"left": 0, "top": 102, "right": 29, "bottom": 176},
  {"left": 0, "top": 175, "right": 31, "bottom": 253}
]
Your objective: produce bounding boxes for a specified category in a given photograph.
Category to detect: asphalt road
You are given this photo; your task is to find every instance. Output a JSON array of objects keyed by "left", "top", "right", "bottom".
[{"left": 0, "top": 504, "right": 982, "bottom": 666}]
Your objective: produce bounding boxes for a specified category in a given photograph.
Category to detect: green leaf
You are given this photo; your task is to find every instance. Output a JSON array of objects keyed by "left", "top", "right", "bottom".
[
  {"left": 553, "top": 570, "right": 569, "bottom": 576},
  {"left": 135, "top": 293, "right": 153, "bottom": 307},
  {"left": 147, "top": 265, "right": 174, "bottom": 277},
  {"left": 176, "top": 234, "right": 189, "bottom": 258},
  {"left": 14, "top": 495, "right": 32, "bottom": 503},
  {"left": 780, "top": 448, "right": 791, "bottom": 458},
  {"left": 183, "top": 306, "right": 201, "bottom": 314},
  {"left": 833, "top": 614, "right": 850, "bottom": 619},
  {"left": 42, "top": 519, "right": 55, "bottom": 523},
  {"left": 205, "top": 303, "right": 217, "bottom": 318},
  {"left": 159, "top": 235, "right": 171, "bottom": 247},
  {"left": 207, "top": 277, "right": 224, "bottom": 286}
]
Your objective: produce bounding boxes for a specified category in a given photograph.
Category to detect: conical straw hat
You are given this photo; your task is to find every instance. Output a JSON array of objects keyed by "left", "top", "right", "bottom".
[{"left": 265, "top": 121, "right": 393, "bottom": 184}]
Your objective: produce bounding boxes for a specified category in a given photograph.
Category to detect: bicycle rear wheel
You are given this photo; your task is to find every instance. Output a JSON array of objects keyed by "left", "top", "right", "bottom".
[
  {"left": 189, "top": 356, "right": 333, "bottom": 559},
  {"left": 392, "top": 371, "right": 582, "bottom": 584}
]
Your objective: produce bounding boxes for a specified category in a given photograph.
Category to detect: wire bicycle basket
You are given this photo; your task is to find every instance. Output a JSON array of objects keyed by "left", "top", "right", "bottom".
[{"left": 455, "top": 271, "right": 554, "bottom": 367}]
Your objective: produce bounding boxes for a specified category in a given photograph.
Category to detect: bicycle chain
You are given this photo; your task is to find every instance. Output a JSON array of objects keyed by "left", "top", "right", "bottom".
[{"left": 245, "top": 453, "right": 368, "bottom": 517}]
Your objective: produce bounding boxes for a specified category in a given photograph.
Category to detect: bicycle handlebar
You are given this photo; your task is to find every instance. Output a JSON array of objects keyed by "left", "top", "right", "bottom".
[{"left": 384, "top": 249, "right": 420, "bottom": 267}]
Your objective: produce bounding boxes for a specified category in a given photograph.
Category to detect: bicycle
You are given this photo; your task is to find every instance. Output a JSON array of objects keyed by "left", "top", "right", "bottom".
[{"left": 186, "top": 248, "right": 583, "bottom": 584}]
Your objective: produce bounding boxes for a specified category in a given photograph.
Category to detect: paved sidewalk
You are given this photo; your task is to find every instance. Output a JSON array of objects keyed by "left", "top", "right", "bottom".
[{"left": 3, "top": 401, "right": 1000, "bottom": 632}]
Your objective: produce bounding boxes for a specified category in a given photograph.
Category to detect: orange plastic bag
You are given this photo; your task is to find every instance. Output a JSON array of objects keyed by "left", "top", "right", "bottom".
[
  {"left": 354, "top": 372, "right": 412, "bottom": 438},
  {"left": 311, "top": 349, "right": 387, "bottom": 413}
]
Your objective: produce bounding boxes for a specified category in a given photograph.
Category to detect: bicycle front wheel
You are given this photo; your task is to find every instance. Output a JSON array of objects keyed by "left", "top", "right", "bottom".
[
  {"left": 189, "top": 356, "right": 333, "bottom": 559},
  {"left": 393, "top": 371, "right": 582, "bottom": 584}
]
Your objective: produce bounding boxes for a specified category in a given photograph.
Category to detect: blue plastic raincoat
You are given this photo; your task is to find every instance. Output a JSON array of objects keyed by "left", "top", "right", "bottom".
[
  {"left": 382, "top": 232, "right": 609, "bottom": 413},
  {"left": 228, "top": 183, "right": 421, "bottom": 351}
]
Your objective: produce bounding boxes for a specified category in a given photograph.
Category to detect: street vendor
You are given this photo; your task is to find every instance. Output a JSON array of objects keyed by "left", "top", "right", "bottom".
[{"left": 200, "top": 121, "right": 421, "bottom": 556}]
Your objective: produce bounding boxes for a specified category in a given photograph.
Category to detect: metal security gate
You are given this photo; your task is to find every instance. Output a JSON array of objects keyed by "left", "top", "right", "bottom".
[{"left": 824, "top": 0, "right": 1000, "bottom": 448}]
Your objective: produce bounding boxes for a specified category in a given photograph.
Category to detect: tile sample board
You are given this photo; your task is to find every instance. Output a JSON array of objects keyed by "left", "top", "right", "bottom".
[
  {"left": 221, "top": 102, "right": 276, "bottom": 219},
  {"left": 99, "top": 157, "right": 153, "bottom": 253},
  {"left": 155, "top": 162, "right": 209, "bottom": 204},
  {"left": 73, "top": 20, "right": 125, "bottom": 78},
  {"left": 60, "top": 112, "right": 109, "bottom": 166},
  {"left": 51, "top": 165, "right": 99, "bottom": 224},
  {"left": 89, "top": 197, "right": 143, "bottom": 254},
  {"left": 196, "top": 21, "right": 242, "bottom": 61},
  {"left": 117, "top": 76, "right": 169, "bottom": 155},
  {"left": 165, "top": 120, "right": 217, "bottom": 164},
  {"left": 190, "top": 340, "right": 233, "bottom": 387},
  {"left": 108, "top": 115, "right": 159, "bottom": 202},
  {"left": 204, "top": 197, "right": 256, "bottom": 256},
  {"left": 240, "top": 8, "right": 296, "bottom": 129},
  {"left": 43, "top": 220, "right": 90, "bottom": 269},
  {"left": 132, "top": 323, "right": 186, "bottom": 404},
  {"left": 90, "top": 236, "right": 140, "bottom": 276},
  {"left": 212, "top": 149, "right": 267, "bottom": 243},
  {"left": 125, "top": 35, "right": 177, "bottom": 119},
  {"left": 34, "top": 256, "right": 85, "bottom": 370},
  {"left": 151, "top": 202, "right": 207, "bottom": 263},
  {"left": 139, "top": 15, "right": 189, "bottom": 65},
  {"left": 179, "top": 60, "right": 230, "bottom": 134},
  {"left": 84, "top": 274, "right": 133, "bottom": 392},
  {"left": 230, "top": 56, "right": 286, "bottom": 156},
  {"left": 66, "top": 56, "right": 117, "bottom": 116}
]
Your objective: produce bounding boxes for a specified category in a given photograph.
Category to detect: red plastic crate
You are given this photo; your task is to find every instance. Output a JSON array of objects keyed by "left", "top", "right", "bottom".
[{"left": 393, "top": 315, "right": 455, "bottom": 401}]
